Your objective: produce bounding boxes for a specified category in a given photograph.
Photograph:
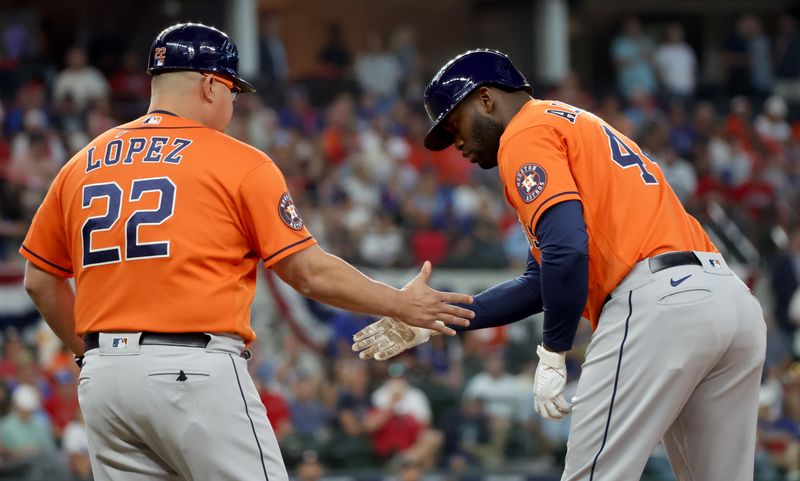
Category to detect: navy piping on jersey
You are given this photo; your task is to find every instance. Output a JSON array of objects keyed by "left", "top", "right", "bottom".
[
  {"left": 21, "top": 245, "right": 72, "bottom": 274},
  {"left": 589, "top": 290, "right": 633, "bottom": 481},
  {"left": 264, "top": 236, "right": 314, "bottom": 263},
  {"left": 147, "top": 110, "right": 178, "bottom": 116},
  {"left": 228, "top": 354, "right": 269, "bottom": 481},
  {"left": 114, "top": 125, "right": 206, "bottom": 131},
  {"left": 528, "top": 191, "right": 580, "bottom": 230}
]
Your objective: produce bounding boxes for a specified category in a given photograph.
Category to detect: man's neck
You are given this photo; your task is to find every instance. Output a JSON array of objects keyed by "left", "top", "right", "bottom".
[
  {"left": 499, "top": 92, "right": 532, "bottom": 129},
  {"left": 147, "top": 100, "right": 203, "bottom": 125}
]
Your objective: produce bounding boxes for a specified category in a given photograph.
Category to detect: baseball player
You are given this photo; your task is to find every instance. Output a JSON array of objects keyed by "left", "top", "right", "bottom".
[
  {"left": 20, "top": 23, "right": 473, "bottom": 481},
  {"left": 353, "top": 50, "right": 766, "bottom": 481}
]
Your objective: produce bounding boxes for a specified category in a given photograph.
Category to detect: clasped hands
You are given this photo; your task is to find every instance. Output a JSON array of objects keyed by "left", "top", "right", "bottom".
[{"left": 351, "top": 262, "right": 571, "bottom": 419}]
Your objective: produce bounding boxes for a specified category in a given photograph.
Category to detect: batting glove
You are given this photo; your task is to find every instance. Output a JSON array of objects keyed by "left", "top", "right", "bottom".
[
  {"left": 351, "top": 317, "right": 440, "bottom": 361},
  {"left": 534, "top": 344, "right": 572, "bottom": 419}
]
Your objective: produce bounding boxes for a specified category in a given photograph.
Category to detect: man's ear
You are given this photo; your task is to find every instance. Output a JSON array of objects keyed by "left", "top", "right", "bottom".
[
  {"left": 477, "top": 86, "right": 494, "bottom": 114},
  {"left": 200, "top": 75, "right": 215, "bottom": 104}
]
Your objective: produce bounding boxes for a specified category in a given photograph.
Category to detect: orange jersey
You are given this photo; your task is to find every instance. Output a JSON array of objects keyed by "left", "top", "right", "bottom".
[
  {"left": 20, "top": 112, "right": 316, "bottom": 343},
  {"left": 498, "top": 100, "right": 716, "bottom": 328}
]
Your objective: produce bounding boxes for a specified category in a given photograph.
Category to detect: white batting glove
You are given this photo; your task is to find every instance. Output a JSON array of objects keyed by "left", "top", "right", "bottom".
[
  {"left": 534, "top": 344, "right": 572, "bottom": 419},
  {"left": 351, "top": 317, "right": 440, "bottom": 361}
]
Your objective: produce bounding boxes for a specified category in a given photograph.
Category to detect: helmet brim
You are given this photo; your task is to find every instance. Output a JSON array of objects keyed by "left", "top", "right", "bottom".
[
  {"left": 424, "top": 122, "right": 454, "bottom": 151},
  {"left": 423, "top": 89, "right": 472, "bottom": 152},
  {"left": 232, "top": 76, "right": 257, "bottom": 94}
]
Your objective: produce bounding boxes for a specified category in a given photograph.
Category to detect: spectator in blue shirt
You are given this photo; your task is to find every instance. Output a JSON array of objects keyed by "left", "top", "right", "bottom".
[{"left": 611, "top": 18, "right": 657, "bottom": 99}]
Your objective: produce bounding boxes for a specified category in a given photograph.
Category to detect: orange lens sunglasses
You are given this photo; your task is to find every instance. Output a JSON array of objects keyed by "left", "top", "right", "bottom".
[{"left": 204, "top": 74, "right": 241, "bottom": 102}]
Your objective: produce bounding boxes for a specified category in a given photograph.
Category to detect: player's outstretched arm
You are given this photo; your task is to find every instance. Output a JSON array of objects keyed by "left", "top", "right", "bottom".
[
  {"left": 352, "top": 250, "right": 545, "bottom": 361},
  {"left": 352, "top": 200, "right": 587, "bottom": 361},
  {"left": 272, "top": 244, "right": 473, "bottom": 336},
  {"left": 23, "top": 262, "right": 84, "bottom": 356}
]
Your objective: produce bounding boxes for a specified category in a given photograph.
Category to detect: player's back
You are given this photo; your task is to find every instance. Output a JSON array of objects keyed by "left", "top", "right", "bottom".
[
  {"left": 499, "top": 100, "right": 716, "bottom": 325},
  {"left": 24, "top": 112, "right": 304, "bottom": 342}
]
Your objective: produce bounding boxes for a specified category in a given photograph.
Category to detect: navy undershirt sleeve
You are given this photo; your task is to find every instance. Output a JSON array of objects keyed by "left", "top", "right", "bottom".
[
  {"left": 452, "top": 250, "right": 543, "bottom": 332},
  {"left": 536, "top": 200, "right": 589, "bottom": 351},
  {"left": 448, "top": 200, "right": 588, "bottom": 347}
]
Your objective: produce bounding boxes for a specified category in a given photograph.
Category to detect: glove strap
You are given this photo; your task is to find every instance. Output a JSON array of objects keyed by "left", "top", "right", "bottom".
[{"left": 536, "top": 344, "right": 566, "bottom": 369}]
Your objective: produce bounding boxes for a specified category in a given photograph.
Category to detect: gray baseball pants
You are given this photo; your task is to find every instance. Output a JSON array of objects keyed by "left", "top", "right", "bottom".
[
  {"left": 78, "top": 333, "right": 288, "bottom": 481},
  {"left": 562, "top": 251, "right": 766, "bottom": 481}
]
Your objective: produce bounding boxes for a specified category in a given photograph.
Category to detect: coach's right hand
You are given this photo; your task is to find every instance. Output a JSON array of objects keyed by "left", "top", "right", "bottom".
[{"left": 396, "top": 261, "right": 473, "bottom": 336}]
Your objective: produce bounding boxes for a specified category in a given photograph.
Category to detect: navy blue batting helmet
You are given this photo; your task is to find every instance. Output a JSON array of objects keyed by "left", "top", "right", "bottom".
[
  {"left": 423, "top": 49, "right": 531, "bottom": 151},
  {"left": 147, "top": 23, "right": 256, "bottom": 93}
]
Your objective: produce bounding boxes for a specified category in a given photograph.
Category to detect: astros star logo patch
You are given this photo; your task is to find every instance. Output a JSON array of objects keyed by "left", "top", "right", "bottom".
[
  {"left": 515, "top": 163, "right": 547, "bottom": 203},
  {"left": 278, "top": 193, "right": 304, "bottom": 230}
]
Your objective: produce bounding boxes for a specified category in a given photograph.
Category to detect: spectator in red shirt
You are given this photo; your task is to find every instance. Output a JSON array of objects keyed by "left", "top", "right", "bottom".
[
  {"left": 254, "top": 361, "right": 291, "bottom": 439},
  {"left": 728, "top": 158, "right": 776, "bottom": 220},
  {"left": 108, "top": 50, "right": 150, "bottom": 119},
  {"left": 0, "top": 336, "right": 24, "bottom": 382},
  {"left": 726, "top": 96, "right": 753, "bottom": 145},
  {"left": 366, "top": 392, "right": 422, "bottom": 461},
  {"left": 43, "top": 369, "right": 79, "bottom": 440},
  {"left": 321, "top": 93, "right": 357, "bottom": 166},
  {"left": 109, "top": 50, "right": 150, "bottom": 103},
  {"left": 365, "top": 363, "right": 442, "bottom": 469}
]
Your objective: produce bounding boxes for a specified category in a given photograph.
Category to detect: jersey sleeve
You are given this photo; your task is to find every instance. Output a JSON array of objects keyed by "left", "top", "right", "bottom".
[
  {"left": 498, "top": 125, "right": 581, "bottom": 235},
  {"left": 19, "top": 170, "right": 73, "bottom": 278},
  {"left": 237, "top": 161, "right": 316, "bottom": 268}
]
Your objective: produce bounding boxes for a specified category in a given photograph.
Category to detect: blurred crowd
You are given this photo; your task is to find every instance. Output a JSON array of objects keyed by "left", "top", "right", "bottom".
[{"left": 1, "top": 10, "right": 800, "bottom": 481}]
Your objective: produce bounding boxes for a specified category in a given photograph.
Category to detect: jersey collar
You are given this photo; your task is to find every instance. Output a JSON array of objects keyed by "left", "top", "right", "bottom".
[{"left": 147, "top": 109, "right": 179, "bottom": 117}]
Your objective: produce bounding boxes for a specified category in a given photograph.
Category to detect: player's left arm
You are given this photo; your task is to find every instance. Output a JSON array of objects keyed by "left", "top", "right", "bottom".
[
  {"left": 453, "top": 200, "right": 589, "bottom": 346},
  {"left": 451, "top": 198, "right": 588, "bottom": 337},
  {"left": 23, "top": 262, "right": 84, "bottom": 356},
  {"left": 498, "top": 124, "right": 588, "bottom": 419},
  {"left": 498, "top": 124, "right": 588, "bottom": 351},
  {"left": 444, "top": 201, "right": 589, "bottom": 348},
  {"left": 451, "top": 250, "right": 543, "bottom": 331},
  {"left": 536, "top": 199, "right": 589, "bottom": 353},
  {"left": 522, "top": 199, "right": 589, "bottom": 420}
]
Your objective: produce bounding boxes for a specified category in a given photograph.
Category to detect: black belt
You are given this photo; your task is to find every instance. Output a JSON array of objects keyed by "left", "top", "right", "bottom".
[
  {"left": 84, "top": 332, "right": 211, "bottom": 352},
  {"left": 648, "top": 251, "right": 702, "bottom": 274}
]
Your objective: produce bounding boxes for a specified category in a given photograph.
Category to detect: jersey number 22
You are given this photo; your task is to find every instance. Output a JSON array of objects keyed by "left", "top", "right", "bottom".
[{"left": 81, "top": 177, "right": 176, "bottom": 267}]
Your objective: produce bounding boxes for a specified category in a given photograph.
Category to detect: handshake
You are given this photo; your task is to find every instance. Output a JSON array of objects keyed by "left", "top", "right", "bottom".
[{"left": 351, "top": 316, "right": 572, "bottom": 420}]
